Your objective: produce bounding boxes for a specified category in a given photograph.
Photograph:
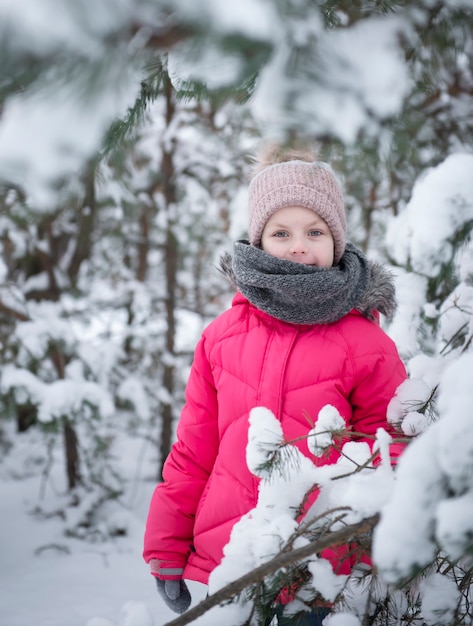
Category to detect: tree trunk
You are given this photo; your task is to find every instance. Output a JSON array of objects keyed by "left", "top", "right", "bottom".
[
  {"left": 63, "top": 418, "right": 81, "bottom": 490},
  {"left": 158, "top": 72, "right": 178, "bottom": 479},
  {"left": 51, "top": 347, "right": 82, "bottom": 491},
  {"left": 68, "top": 160, "right": 97, "bottom": 285},
  {"left": 137, "top": 204, "right": 151, "bottom": 282}
]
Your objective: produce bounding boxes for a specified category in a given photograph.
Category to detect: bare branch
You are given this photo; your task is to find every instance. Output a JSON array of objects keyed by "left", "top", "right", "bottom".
[
  {"left": 0, "top": 294, "right": 29, "bottom": 321},
  {"left": 162, "top": 514, "right": 380, "bottom": 626}
]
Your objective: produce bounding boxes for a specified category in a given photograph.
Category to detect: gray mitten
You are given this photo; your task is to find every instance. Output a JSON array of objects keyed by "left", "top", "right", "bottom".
[{"left": 155, "top": 578, "right": 192, "bottom": 614}]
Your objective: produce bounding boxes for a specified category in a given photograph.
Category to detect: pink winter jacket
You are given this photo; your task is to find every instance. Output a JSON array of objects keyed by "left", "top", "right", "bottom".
[{"left": 143, "top": 292, "right": 407, "bottom": 585}]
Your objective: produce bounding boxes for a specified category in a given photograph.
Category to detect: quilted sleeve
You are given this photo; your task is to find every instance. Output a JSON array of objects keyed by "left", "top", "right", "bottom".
[
  {"left": 143, "top": 333, "right": 219, "bottom": 576},
  {"left": 348, "top": 326, "right": 408, "bottom": 464}
]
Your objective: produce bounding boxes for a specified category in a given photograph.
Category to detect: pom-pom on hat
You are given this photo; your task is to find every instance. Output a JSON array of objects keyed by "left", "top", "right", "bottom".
[{"left": 248, "top": 159, "right": 347, "bottom": 263}]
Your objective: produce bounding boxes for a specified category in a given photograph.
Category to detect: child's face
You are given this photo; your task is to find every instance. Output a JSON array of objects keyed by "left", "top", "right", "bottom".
[{"left": 261, "top": 206, "right": 335, "bottom": 267}]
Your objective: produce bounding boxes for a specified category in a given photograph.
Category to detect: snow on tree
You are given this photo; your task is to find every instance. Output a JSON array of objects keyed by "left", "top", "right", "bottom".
[
  {"left": 0, "top": 78, "right": 255, "bottom": 538},
  {"left": 5, "top": 1, "right": 470, "bottom": 206},
  {"left": 368, "top": 153, "right": 473, "bottom": 623},
  {"left": 1, "top": 1, "right": 473, "bottom": 625}
]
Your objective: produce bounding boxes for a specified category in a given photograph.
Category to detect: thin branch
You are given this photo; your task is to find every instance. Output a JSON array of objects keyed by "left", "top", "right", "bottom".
[
  {"left": 0, "top": 297, "right": 29, "bottom": 321},
  {"left": 162, "top": 514, "right": 380, "bottom": 626}
]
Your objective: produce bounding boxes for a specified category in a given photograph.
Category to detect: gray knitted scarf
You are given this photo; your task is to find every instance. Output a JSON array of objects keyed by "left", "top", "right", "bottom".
[{"left": 220, "top": 240, "right": 397, "bottom": 325}]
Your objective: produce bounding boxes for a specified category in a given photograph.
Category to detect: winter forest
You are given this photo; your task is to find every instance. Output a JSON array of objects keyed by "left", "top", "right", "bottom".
[{"left": 1, "top": 1, "right": 473, "bottom": 625}]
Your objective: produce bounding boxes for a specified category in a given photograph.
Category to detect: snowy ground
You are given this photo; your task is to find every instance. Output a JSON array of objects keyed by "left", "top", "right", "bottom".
[{"left": 0, "top": 431, "right": 207, "bottom": 626}]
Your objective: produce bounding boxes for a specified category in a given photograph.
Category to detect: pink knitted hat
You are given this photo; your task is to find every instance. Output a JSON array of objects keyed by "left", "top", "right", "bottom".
[{"left": 248, "top": 160, "right": 347, "bottom": 263}]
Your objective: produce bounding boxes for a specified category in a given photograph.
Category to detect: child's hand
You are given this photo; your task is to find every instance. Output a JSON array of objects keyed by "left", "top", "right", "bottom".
[{"left": 155, "top": 578, "right": 192, "bottom": 614}]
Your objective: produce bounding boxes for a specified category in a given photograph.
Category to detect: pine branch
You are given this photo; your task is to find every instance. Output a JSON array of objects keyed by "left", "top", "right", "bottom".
[
  {"left": 101, "top": 71, "right": 165, "bottom": 156},
  {"left": 162, "top": 514, "right": 380, "bottom": 626},
  {"left": 173, "top": 74, "right": 257, "bottom": 107},
  {"left": 288, "top": 507, "right": 353, "bottom": 550}
]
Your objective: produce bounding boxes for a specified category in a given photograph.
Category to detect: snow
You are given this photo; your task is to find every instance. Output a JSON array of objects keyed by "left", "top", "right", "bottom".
[
  {"left": 436, "top": 490, "right": 473, "bottom": 561},
  {"left": 373, "top": 352, "right": 473, "bottom": 582},
  {"left": 172, "top": 0, "right": 275, "bottom": 40},
  {"left": 307, "top": 559, "right": 347, "bottom": 603},
  {"left": 1, "top": 1, "right": 473, "bottom": 624},
  {"left": 1, "top": 352, "right": 116, "bottom": 424},
  {"left": 0, "top": 460, "right": 153, "bottom": 626},
  {"left": 0, "top": 0, "right": 137, "bottom": 55},
  {"left": 0, "top": 427, "right": 208, "bottom": 626},
  {"left": 250, "top": 14, "right": 410, "bottom": 143},
  {"left": 118, "top": 378, "right": 152, "bottom": 422},
  {"left": 246, "top": 406, "right": 286, "bottom": 478},
  {"left": 324, "top": 616, "right": 361, "bottom": 626},
  {"left": 13, "top": 313, "right": 78, "bottom": 361},
  {"left": 193, "top": 410, "right": 401, "bottom": 624},
  {"left": 420, "top": 573, "right": 460, "bottom": 625},
  {"left": 315, "top": 17, "right": 411, "bottom": 140},
  {"left": 371, "top": 422, "right": 443, "bottom": 582},
  {"left": 168, "top": 43, "right": 245, "bottom": 91},
  {"left": 0, "top": 0, "right": 415, "bottom": 205},
  {"left": 0, "top": 64, "right": 142, "bottom": 208},
  {"left": 0, "top": 0, "right": 149, "bottom": 207},
  {"left": 307, "top": 405, "right": 346, "bottom": 457},
  {"left": 381, "top": 268, "right": 429, "bottom": 358},
  {"left": 386, "top": 377, "right": 433, "bottom": 433},
  {"left": 386, "top": 153, "right": 473, "bottom": 276},
  {"left": 438, "top": 283, "right": 473, "bottom": 352}
]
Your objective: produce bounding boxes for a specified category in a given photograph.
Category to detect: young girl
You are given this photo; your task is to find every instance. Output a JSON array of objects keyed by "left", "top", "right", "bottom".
[{"left": 143, "top": 146, "right": 407, "bottom": 624}]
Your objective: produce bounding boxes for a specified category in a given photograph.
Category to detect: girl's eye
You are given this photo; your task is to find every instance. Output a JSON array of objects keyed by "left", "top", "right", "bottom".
[
  {"left": 273, "top": 231, "right": 288, "bottom": 238},
  {"left": 308, "top": 229, "right": 322, "bottom": 237}
]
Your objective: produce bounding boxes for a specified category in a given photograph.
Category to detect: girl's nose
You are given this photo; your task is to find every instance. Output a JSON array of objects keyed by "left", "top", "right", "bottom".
[{"left": 290, "top": 238, "right": 308, "bottom": 254}]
